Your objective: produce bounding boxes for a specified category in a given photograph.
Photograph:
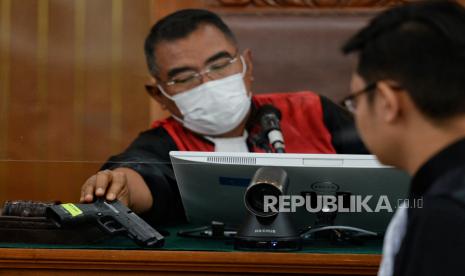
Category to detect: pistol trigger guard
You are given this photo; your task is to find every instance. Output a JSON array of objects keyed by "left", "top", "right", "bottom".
[{"left": 97, "top": 216, "right": 126, "bottom": 235}]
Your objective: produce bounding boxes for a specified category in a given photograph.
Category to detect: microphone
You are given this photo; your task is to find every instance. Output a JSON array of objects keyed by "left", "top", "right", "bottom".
[{"left": 257, "top": 104, "right": 285, "bottom": 153}]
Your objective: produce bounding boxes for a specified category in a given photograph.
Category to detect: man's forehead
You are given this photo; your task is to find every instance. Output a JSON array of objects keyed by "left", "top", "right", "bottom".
[{"left": 154, "top": 24, "right": 236, "bottom": 72}]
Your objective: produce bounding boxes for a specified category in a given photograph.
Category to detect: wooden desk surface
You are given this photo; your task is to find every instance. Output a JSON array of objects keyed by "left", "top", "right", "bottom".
[{"left": 0, "top": 247, "right": 380, "bottom": 275}]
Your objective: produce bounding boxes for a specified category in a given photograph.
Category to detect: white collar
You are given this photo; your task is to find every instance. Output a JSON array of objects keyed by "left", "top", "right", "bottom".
[{"left": 205, "top": 130, "right": 249, "bottom": 152}]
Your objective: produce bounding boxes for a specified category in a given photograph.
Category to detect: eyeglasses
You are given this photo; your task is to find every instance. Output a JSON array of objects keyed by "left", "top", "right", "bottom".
[
  {"left": 342, "top": 82, "right": 377, "bottom": 113},
  {"left": 160, "top": 54, "right": 242, "bottom": 95}
]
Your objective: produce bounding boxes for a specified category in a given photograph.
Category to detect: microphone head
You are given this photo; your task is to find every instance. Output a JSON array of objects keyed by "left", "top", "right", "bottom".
[
  {"left": 256, "top": 104, "right": 282, "bottom": 133},
  {"left": 256, "top": 104, "right": 281, "bottom": 120}
]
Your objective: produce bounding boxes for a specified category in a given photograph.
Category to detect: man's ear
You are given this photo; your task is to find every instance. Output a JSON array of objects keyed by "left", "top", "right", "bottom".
[
  {"left": 242, "top": 49, "right": 254, "bottom": 95},
  {"left": 377, "top": 81, "right": 402, "bottom": 123},
  {"left": 145, "top": 78, "right": 167, "bottom": 109}
]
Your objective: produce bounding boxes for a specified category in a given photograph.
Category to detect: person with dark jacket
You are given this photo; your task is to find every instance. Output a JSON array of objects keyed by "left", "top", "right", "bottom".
[{"left": 342, "top": 1, "right": 465, "bottom": 275}]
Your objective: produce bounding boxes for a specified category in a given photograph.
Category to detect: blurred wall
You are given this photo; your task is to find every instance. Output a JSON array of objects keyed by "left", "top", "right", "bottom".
[{"left": 0, "top": 0, "right": 152, "bottom": 203}]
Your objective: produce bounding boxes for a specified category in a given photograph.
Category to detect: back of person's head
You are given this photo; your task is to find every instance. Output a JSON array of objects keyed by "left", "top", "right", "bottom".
[
  {"left": 343, "top": 1, "right": 465, "bottom": 121},
  {"left": 144, "top": 9, "right": 237, "bottom": 76}
]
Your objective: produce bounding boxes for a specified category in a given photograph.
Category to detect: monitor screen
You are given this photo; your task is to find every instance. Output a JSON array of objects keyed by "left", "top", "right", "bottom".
[{"left": 170, "top": 152, "right": 411, "bottom": 234}]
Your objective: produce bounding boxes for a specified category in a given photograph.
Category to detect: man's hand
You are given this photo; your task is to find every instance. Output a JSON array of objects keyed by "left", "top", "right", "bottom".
[
  {"left": 80, "top": 169, "right": 130, "bottom": 206},
  {"left": 80, "top": 168, "right": 153, "bottom": 214}
]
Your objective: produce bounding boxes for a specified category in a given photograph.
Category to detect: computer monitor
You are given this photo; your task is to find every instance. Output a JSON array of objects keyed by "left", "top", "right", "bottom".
[{"left": 170, "top": 152, "right": 410, "bottom": 234}]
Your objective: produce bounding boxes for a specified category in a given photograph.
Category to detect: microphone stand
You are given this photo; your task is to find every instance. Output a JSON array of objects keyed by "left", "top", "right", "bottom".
[{"left": 249, "top": 134, "right": 273, "bottom": 153}]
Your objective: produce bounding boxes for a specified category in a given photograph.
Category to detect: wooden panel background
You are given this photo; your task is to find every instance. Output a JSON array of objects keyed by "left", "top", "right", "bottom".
[
  {"left": 1, "top": 0, "right": 463, "bottom": 205},
  {"left": 0, "top": 0, "right": 152, "bottom": 204}
]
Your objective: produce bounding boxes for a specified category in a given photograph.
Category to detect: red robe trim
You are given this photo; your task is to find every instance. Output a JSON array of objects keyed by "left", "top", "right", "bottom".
[{"left": 151, "top": 92, "right": 336, "bottom": 154}]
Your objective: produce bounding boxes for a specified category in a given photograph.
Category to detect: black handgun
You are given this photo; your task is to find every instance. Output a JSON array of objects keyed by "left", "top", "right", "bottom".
[{"left": 46, "top": 198, "right": 164, "bottom": 247}]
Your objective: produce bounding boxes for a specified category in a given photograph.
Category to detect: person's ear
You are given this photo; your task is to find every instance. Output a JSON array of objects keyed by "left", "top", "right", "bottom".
[
  {"left": 242, "top": 49, "right": 254, "bottom": 95},
  {"left": 145, "top": 78, "right": 167, "bottom": 109},
  {"left": 377, "top": 81, "right": 402, "bottom": 123}
]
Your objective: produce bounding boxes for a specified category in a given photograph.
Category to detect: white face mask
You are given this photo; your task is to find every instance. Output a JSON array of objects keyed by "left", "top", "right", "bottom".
[{"left": 158, "top": 56, "right": 251, "bottom": 136}]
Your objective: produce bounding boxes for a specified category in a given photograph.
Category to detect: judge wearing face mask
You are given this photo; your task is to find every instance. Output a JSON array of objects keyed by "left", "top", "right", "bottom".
[{"left": 80, "top": 9, "right": 367, "bottom": 225}]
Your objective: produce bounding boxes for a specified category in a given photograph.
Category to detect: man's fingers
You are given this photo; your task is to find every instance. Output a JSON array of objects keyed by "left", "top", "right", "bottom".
[
  {"left": 80, "top": 170, "right": 118, "bottom": 203},
  {"left": 81, "top": 175, "right": 96, "bottom": 202},
  {"left": 106, "top": 171, "right": 127, "bottom": 202},
  {"left": 95, "top": 170, "right": 113, "bottom": 197}
]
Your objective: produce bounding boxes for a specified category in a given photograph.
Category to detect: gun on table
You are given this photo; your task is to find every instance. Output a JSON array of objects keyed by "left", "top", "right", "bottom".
[{"left": 46, "top": 198, "right": 164, "bottom": 248}]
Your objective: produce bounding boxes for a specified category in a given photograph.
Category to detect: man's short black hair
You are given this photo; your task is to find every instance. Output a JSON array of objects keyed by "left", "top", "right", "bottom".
[
  {"left": 144, "top": 9, "right": 237, "bottom": 77},
  {"left": 343, "top": 1, "right": 465, "bottom": 120}
]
